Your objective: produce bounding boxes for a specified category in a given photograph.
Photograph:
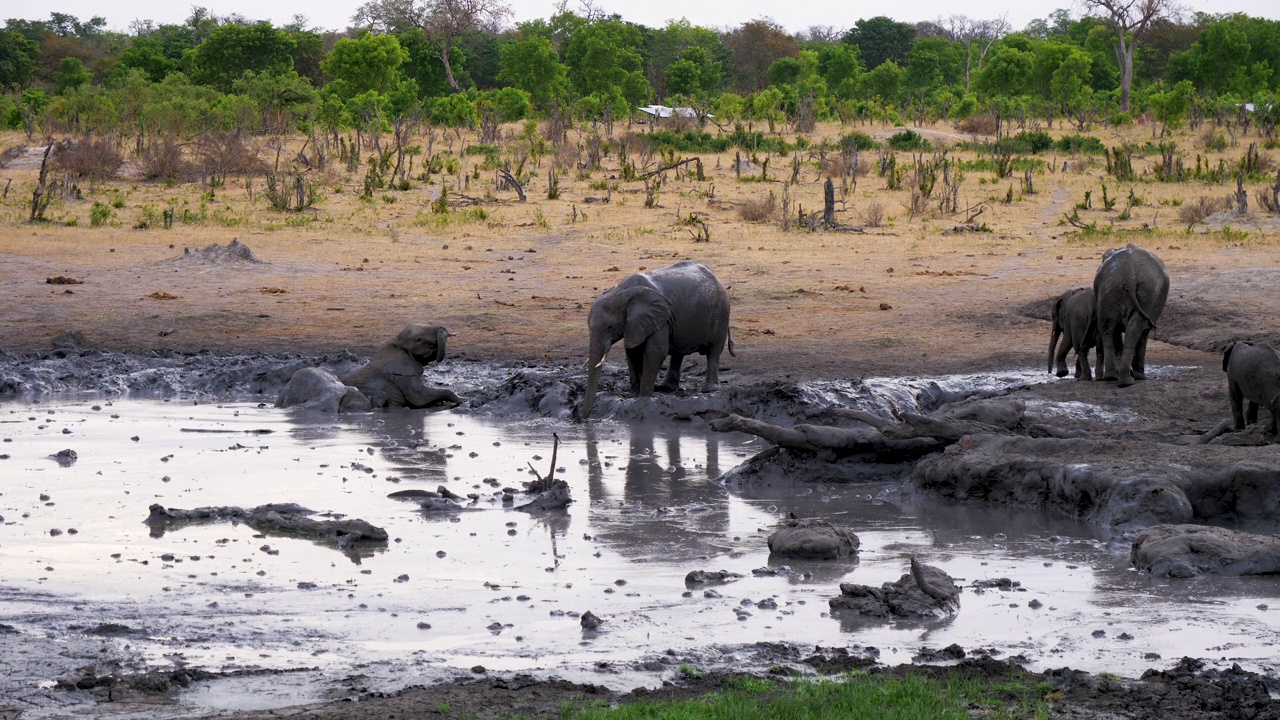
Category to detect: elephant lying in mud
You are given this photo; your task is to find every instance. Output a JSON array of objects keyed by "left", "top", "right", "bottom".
[
  {"left": 1093, "top": 244, "right": 1169, "bottom": 387},
  {"left": 1048, "top": 288, "right": 1097, "bottom": 380},
  {"left": 1223, "top": 341, "right": 1280, "bottom": 435},
  {"left": 276, "top": 324, "right": 461, "bottom": 411},
  {"left": 581, "top": 260, "right": 734, "bottom": 418}
]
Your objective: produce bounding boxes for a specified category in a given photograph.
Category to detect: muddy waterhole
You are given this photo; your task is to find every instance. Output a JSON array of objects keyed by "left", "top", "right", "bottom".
[{"left": 3, "top": 374, "right": 1280, "bottom": 714}]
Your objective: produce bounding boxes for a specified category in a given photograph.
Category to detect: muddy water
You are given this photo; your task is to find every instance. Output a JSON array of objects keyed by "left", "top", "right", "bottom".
[{"left": 2, "top": 391, "right": 1280, "bottom": 715}]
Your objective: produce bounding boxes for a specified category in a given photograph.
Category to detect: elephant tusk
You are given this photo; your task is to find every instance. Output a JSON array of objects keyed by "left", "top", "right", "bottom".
[{"left": 593, "top": 356, "right": 607, "bottom": 369}]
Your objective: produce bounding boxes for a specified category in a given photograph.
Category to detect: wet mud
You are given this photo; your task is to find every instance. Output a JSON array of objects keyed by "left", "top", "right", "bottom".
[{"left": 2, "top": 349, "right": 1280, "bottom": 718}]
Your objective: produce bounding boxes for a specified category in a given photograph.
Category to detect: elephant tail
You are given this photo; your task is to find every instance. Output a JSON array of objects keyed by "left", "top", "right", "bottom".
[
  {"left": 1127, "top": 256, "right": 1158, "bottom": 330},
  {"left": 727, "top": 327, "right": 736, "bottom": 357},
  {"left": 1223, "top": 341, "right": 1236, "bottom": 372}
]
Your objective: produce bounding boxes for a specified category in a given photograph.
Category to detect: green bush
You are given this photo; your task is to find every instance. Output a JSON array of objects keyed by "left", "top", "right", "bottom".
[
  {"left": 89, "top": 201, "right": 112, "bottom": 227},
  {"left": 1054, "top": 134, "right": 1106, "bottom": 155},
  {"left": 840, "top": 132, "right": 878, "bottom": 151},
  {"left": 887, "top": 129, "right": 928, "bottom": 151}
]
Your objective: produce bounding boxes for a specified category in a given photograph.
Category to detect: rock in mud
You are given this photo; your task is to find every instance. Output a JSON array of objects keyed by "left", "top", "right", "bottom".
[
  {"left": 767, "top": 518, "right": 860, "bottom": 560},
  {"left": 580, "top": 611, "right": 602, "bottom": 630},
  {"left": 144, "top": 503, "right": 387, "bottom": 552},
  {"left": 416, "top": 497, "right": 463, "bottom": 512},
  {"left": 517, "top": 479, "right": 572, "bottom": 512},
  {"left": 830, "top": 561, "right": 960, "bottom": 620},
  {"left": 275, "top": 367, "right": 371, "bottom": 412},
  {"left": 49, "top": 449, "right": 77, "bottom": 466},
  {"left": 1210, "top": 425, "right": 1275, "bottom": 447},
  {"left": 684, "top": 570, "right": 743, "bottom": 586},
  {"left": 1131, "top": 524, "right": 1280, "bottom": 577},
  {"left": 910, "top": 435, "right": 1280, "bottom": 530},
  {"left": 915, "top": 644, "right": 966, "bottom": 662}
]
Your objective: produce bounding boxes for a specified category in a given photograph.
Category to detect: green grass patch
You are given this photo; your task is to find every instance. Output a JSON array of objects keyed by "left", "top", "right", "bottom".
[
  {"left": 637, "top": 127, "right": 792, "bottom": 155},
  {"left": 567, "top": 672, "right": 1051, "bottom": 720}
]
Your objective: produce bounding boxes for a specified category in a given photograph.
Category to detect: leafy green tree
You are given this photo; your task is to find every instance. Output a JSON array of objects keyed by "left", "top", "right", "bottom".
[
  {"left": 1050, "top": 49, "right": 1095, "bottom": 127},
  {"left": 53, "top": 56, "right": 92, "bottom": 94},
  {"left": 843, "top": 16, "right": 916, "bottom": 71},
  {"left": 1150, "top": 79, "right": 1193, "bottom": 135},
  {"left": 479, "top": 86, "right": 531, "bottom": 121},
  {"left": 498, "top": 35, "right": 567, "bottom": 108},
  {"left": 233, "top": 70, "right": 319, "bottom": 131},
  {"left": 863, "top": 60, "right": 905, "bottom": 105},
  {"left": 818, "top": 42, "right": 863, "bottom": 99},
  {"left": 193, "top": 22, "right": 296, "bottom": 91},
  {"left": 976, "top": 43, "right": 1033, "bottom": 97},
  {"left": 323, "top": 33, "right": 409, "bottom": 96},
  {"left": 904, "top": 37, "right": 963, "bottom": 102},
  {"left": 647, "top": 19, "right": 727, "bottom": 97},
  {"left": 1081, "top": 0, "right": 1176, "bottom": 110},
  {"left": 289, "top": 31, "right": 327, "bottom": 85},
  {"left": 351, "top": 0, "right": 510, "bottom": 93},
  {"left": 564, "top": 19, "right": 649, "bottom": 111},
  {"left": 767, "top": 57, "right": 803, "bottom": 87},
  {"left": 400, "top": 29, "right": 469, "bottom": 98},
  {"left": 0, "top": 30, "right": 38, "bottom": 90},
  {"left": 430, "top": 92, "right": 478, "bottom": 128},
  {"left": 117, "top": 38, "right": 175, "bottom": 82}
]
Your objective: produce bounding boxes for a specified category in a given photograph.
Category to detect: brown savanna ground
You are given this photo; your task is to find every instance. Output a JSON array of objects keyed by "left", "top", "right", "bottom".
[{"left": 1, "top": 119, "right": 1279, "bottom": 382}]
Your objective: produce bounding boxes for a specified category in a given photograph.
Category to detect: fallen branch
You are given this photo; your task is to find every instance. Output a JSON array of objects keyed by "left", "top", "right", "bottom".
[
  {"left": 497, "top": 168, "right": 526, "bottom": 202},
  {"left": 637, "top": 157, "right": 701, "bottom": 181}
]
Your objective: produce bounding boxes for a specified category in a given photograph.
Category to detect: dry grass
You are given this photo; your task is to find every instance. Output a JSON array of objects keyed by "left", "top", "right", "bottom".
[
  {"left": 138, "top": 136, "right": 195, "bottom": 182},
  {"left": 52, "top": 135, "right": 123, "bottom": 183},
  {"left": 1, "top": 119, "right": 1278, "bottom": 379}
]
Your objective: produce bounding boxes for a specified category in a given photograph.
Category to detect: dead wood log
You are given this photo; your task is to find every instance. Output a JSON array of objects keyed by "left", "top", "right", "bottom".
[
  {"left": 637, "top": 157, "right": 701, "bottom": 181},
  {"left": 708, "top": 414, "right": 941, "bottom": 461},
  {"left": 497, "top": 168, "right": 526, "bottom": 202}
]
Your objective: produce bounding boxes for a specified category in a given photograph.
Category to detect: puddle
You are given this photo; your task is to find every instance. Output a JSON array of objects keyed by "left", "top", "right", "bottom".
[{"left": 2, "top": 390, "right": 1279, "bottom": 713}]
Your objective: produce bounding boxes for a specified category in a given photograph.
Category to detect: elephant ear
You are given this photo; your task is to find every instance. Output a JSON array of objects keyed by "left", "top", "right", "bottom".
[
  {"left": 623, "top": 287, "right": 673, "bottom": 349},
  {"left": 434, "top": 327, "right": 449, "bottom": 364},
  {"left": 376, "top": 343, "right": 424, "bottom": 376}
]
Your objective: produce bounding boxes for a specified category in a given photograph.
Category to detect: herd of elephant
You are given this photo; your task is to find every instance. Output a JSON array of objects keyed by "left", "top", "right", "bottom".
[
  {"left": 1050, "top": 243, "right": 1279, "bottom": 434},
  {"left": 278, "top": 249, "right": 1280, "bottom": 436}
]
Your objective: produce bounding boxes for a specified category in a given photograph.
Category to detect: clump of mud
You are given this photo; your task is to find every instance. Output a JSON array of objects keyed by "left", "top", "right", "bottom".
[{"left": 173, "top": 239, "right": 262, "bottom": 266}]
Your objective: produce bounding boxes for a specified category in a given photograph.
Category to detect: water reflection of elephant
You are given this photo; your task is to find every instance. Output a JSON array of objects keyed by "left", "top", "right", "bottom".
[
  {"left": 279, "top": 407, "right": 450, "bottom": 486},
  {"left": 583, "top": 423, "right": 733, "bottom": 563}
]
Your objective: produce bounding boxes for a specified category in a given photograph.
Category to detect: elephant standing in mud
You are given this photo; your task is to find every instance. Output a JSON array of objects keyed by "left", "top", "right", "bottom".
[
  {"left": 581, "top": 260, "right": 734, "bottom": 418},
  {"left": 342, "top": 324, "right": 461, "bottom": 408},
  {"left": 1093, "top": 244, "right": 1169, "bottom": 388},
  {"left": 1048, "top": 288, "right": 1097, "bottom": 380},
  {"left": 1223, "top": 341, "right": 1280, "bottom": 435}
]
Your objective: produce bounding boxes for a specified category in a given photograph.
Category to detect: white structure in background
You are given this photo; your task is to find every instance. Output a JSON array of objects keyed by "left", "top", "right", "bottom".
[{"left": 638, "top": 105, "right": 714, "bottom": 121}]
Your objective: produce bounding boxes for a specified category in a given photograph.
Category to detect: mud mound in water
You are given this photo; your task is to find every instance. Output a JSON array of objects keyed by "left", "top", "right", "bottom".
[
  {"left": 172, "top": 239, "right": 262, "bottom": 266},
  {"left": 1131, "top": 524, "right": 1280, "bottom": 577},
  {"left": 910, "top": 435, "right": 1280, "bottom": 530}
]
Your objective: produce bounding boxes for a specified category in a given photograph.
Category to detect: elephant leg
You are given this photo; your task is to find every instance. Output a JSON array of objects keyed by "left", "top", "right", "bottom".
[
  {"left": 1269, "top": 408, "right": 1279, "bottom": 436},
  {"left": 657, "top": 353, "right": 685, "bottom": 392},
  {"left": 1054, "top": 337, "right": 1072, "bottom": 378},
  {"left": 1230, "top": 382, "right": 1247, "bottom": 430},
  {"left": 626, "top": 346, "right": 644, "bottom": 395},
  {"left": 1098, "top": 322, "right": 1121, "bottom": 382},
  {"left": 1075, "top": 345, "right": 1093, "bottom": 381},
  {"left": 702, "top": 346, "right": 723, "bottom": 392},
  {"left": 1132, "top": 332, "right": 1150, "bottom": 380},
  {"left": 1116, "top": 316, "right": 1146, "bottom": 387},
  {"left": 637, "top": 336, "right": 669, "bottom": 397},
  {"left": 1247, "top": 400, "right": 1259, "bottom": 427}
]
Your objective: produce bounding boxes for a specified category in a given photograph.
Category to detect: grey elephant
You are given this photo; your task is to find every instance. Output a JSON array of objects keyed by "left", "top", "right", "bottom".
[
  {"left": 341, "top": 324, "right": 462, "bottom": 409},
  {"left": 1048, "top": 288, "right": 1097, "bottom": 380},
  {"left": 1223, "top": 341, "right": 1280, "bottom": 434},
  {"left": 582, "top": 260, "right": 734, "bottom": 418},
  {"left": 275, "top": 367, "right": 371, "bottom": 412},
  {"left": 1093, "top": 244, "right": 1169, "bottom": 387}
]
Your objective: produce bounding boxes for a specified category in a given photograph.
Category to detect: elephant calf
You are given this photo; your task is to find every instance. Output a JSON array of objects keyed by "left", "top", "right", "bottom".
[
  {"left": 276, "top": 324, "right": 460, "bottom": 412},
  {"left": 1223, "top": 341, "right": 1280, "bottom": 435},
  {"left": 1048, "top": 288, "right": 1097, "bottom": 380},
  {"left": 1093, "top": 244, "right": 1170, "bottom": 387},
  {"left": 342, "top": 324, "right": 461, "bottom": 409}
]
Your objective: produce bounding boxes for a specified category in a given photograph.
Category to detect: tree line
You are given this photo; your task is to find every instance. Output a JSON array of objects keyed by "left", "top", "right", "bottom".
[{"left": 0, "top": 3, "right": 1277, "bottom": 141}]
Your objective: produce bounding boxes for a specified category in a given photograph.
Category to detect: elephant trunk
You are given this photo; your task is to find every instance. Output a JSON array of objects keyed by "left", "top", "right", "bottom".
[{"left": 581, "top": 340, "right": 607, "bottom": 419}]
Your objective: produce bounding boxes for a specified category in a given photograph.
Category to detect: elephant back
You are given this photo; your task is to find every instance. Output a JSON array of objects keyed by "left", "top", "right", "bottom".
[{"left": 643, "top": 261, "right": 731, "bottom": 352}]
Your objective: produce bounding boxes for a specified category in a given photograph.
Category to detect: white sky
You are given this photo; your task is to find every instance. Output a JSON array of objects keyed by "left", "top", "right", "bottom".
[{"left": 8, "top": 0, "right": 1279, "bottom": 35}]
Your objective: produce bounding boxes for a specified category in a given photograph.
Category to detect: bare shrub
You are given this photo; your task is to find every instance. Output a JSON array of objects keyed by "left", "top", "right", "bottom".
[
  {"left": 53, "top": 135, "right": 123, "bottom": 184},
  {"left": 956, "top": 114, "right": 998, "bottom": 135},
  {"left": 1197, "top": 128, "right": 1228, "bottom": 152},
  {"left": 737, "top": 191, "right": 776, "bottom": 222},
  {"left": 196, "top": 132, "right": 264, "bottom": 176},
  {"left": 138, "top": 136, "right": 194, "bottom": 181},
  {"left": 1178, "top": 196, "right": 1227, "bottom": 228},
  {"left": 861, "top": 201, "right": 885, "bottom": 227},
  {"left": 0, "top": 145, "right": 26, "bottom": 169}
]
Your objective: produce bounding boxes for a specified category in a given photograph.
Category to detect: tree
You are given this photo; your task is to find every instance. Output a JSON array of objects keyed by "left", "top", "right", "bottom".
[
  {"left": 1081, "top": 0, "right": 1175, "bottom": 111},
  {"left": 498, "top": 35, "right": 567, "bottom": 108},
  {"left": 722, "top": 19, "right": 800, "bottom": 92},
  {"left": 646, "top": 19, "right": 727, "bottom": 98},
  {"left": 1050, "top": 49, "right": 1095, "bottom": 127},
  {"left": 0, "top": 31, "right": 38, "bottom": 90},
  {"left": 929, "top": 15, "right": 1010, "bottom": 91},
  {"left": 976, "top": 42, "right": 1033, "bottom": 98},
  {"left": 904, "top": 37, "right": 963, "bottom": 101},
  {"left": 863, "top": 60, "right": 905, "bottom": 105},
  {"left": 193, "top": 22, "right": 296, "bottom": 92},
  {"left": 54, "top": 56, "right": 92, "bottom": 94},
  {"left": 818, "top": 42, "right": 863, "bottom": 99},
  {"left": 352, "top": 0, "right": 511, "bottom": 93},
  {"left": 323, "top": 33, "right": 409, "bottom": 96},
  {"left": 289, "top": 31, "right": 327, "bottom": 85},
  {"left": 843, "top": 16, "right": 916, "bottom": 71},
  {"left": 564, "top": 18, "right": 649, "bottom": 109},
  {"left": 117, "top": 38, "right": 175, "bottom": 83},
  {"left": 1150, "top": 79, "right": 1193, "bottom": 135}
]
